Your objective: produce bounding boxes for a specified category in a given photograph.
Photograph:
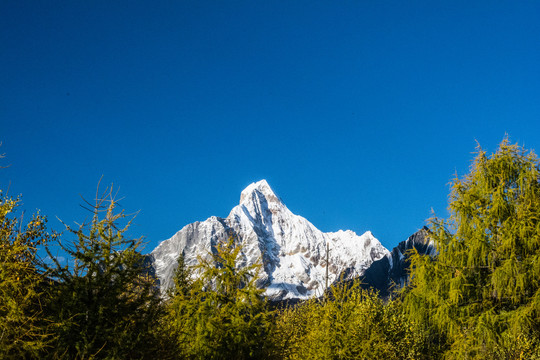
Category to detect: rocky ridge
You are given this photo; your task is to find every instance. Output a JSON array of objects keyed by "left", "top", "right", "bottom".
[{"left": 360, "top": 227, "right": 436, "bottom": 297}]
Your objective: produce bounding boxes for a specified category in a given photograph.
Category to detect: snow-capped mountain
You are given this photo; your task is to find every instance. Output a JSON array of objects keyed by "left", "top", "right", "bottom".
[{"left": 150, "top": 180, "right": 389, "bottom": 300}]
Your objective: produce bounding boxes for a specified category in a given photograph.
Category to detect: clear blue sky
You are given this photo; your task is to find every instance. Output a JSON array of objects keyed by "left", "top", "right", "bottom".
[{"left": 2, "top": 1, "right": 539, "bottom": 252}]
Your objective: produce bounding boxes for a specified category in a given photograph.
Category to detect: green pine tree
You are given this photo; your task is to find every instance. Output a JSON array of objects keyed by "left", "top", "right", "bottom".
[
  {"left": 167, "top": 251, "right": 191, "bottom": 299},
  {"left": 0, "top": 192, "right": 55, "bottom": 359},
  {"left": 405, "top": 137, "right": 540, "bottom": 359},
  {"left": 165, "top": 235, "right": 275, "bottom": 359},
  {"left": 159, "top": 252, "right": 196, "bottom": 359},
  {"left": 44, "top": 184, "right": 162, "bottom": 359}
]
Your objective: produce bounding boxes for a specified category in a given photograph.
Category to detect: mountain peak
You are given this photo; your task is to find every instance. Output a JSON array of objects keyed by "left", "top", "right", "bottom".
[
  {"left": 239, "top": 179, "right": 280, "bottom": 204},
  {"left": 151, "top": 180, "right": 389, "bottom": 301}
]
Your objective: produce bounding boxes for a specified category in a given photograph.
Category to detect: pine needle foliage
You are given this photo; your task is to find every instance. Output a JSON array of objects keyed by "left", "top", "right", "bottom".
[
  {"left": 164, "top": 236, "right": 275, "bottom": 359},
  {"left": 167, "top": 251, "right": 191, "bottom": 299},
  {"left": 0, "top": 192, "right": 54, "bottom": 359},
  {"left": 44, "top": 185, "right": 162, "bottom": 359},
  {"left": 159, "top": 252, "right": 195, "bottom": 359},
  {"left": 405, "top": 137, "right": 540, "bottom": 359},
  {"left": 273, "top": 281, "right": 431, "bottom": 360}
]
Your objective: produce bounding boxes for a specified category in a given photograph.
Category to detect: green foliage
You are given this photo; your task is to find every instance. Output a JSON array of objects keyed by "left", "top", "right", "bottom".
[
  {"left": 164, "top": 236, "right": 275, "bottom": 359},
  {"left": 167, "top": 251, "right": 191, "bottom": 299},
  {"left": 405, "top": 137, "right": 540, "bottom": 359},
  {"left": 44, "top": 185, "right": 163, "bottom": 359},
  {"left": 273, "top": 281, "right": 431, "bottom": 360},
  {"left": 0, "top": 192, "right": 54, "bottom": 358}
]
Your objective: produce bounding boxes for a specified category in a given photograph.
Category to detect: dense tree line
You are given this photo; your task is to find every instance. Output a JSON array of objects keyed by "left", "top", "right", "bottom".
[{"left": 2, "top": 137, "right": 540, "bottom": 359}]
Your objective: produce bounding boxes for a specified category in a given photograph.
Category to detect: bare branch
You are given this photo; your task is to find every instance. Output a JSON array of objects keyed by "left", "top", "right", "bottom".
[{"left": 0, "top": 142, "right": 11, "bottom": 168}]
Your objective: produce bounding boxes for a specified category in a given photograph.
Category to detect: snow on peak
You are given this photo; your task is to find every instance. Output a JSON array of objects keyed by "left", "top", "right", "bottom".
[
  {"left": 151, "top": 180, "right": 389, "bottom": 301},
  {"left": 239, "top": 179, "right": 281, "bottom": 205}
]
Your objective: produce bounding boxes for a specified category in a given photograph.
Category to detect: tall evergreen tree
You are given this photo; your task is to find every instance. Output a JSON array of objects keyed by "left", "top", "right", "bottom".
[
  {"left": 0, "top": 192, "right": 54, "bottom": 358},
  {"left": 45, "top": 185, "right": 162, "bottom": 359},
  {"left": 165, "top": 236, "right": 275, "bottom": 359},
  {"left": 167, "top": 251, "right": 191, "bottom": 299},
  {"left": 0, "top": 148, "right": 55, "bottom": 358},
  {"left": 405, "top": 137, "right": 540, "bottom": 359}
]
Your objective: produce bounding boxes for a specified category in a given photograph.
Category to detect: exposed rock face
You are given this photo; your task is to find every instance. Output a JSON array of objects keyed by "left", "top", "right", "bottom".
[
  {"left": 150, "top": 180, "right": 389, "bottom": 300},
  {"left": 360, "top": 227, "right": 436, "bottom": 297}
]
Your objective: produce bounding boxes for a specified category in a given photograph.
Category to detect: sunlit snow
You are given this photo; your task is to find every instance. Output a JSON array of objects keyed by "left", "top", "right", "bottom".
[{"left": 151, "top": 180, "right": 390, "bottom": 300}]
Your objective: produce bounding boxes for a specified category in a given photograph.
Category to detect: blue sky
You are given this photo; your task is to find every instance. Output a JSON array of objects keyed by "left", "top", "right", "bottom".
[{"left": 2, "top": 1, "right": 540, "bottom": 252}]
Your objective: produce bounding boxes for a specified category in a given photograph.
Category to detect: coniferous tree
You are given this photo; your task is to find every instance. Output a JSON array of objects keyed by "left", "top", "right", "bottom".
[
  {"left": 405, "top": 137, "right": 540, "bottom": 359},
  {"left": 45, "top": 185, "right": 162, "bottom": 359},
  {"left": 0, "top": 192, "right": 54, "bottom": 358},
  {"left": 167, "top": 251, "right": 191, "bottom": 299},
  {"left": 159, "top": 252, "right": 196, "bottom": 359},
  {"left": 165, "top": 236, "right": 275, "bottom": 359}
]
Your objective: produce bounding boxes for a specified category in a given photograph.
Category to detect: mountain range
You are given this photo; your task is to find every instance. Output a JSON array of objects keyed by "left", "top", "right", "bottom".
[{"left": 149, "top": 180, "right": 434, "bottom": 300}]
